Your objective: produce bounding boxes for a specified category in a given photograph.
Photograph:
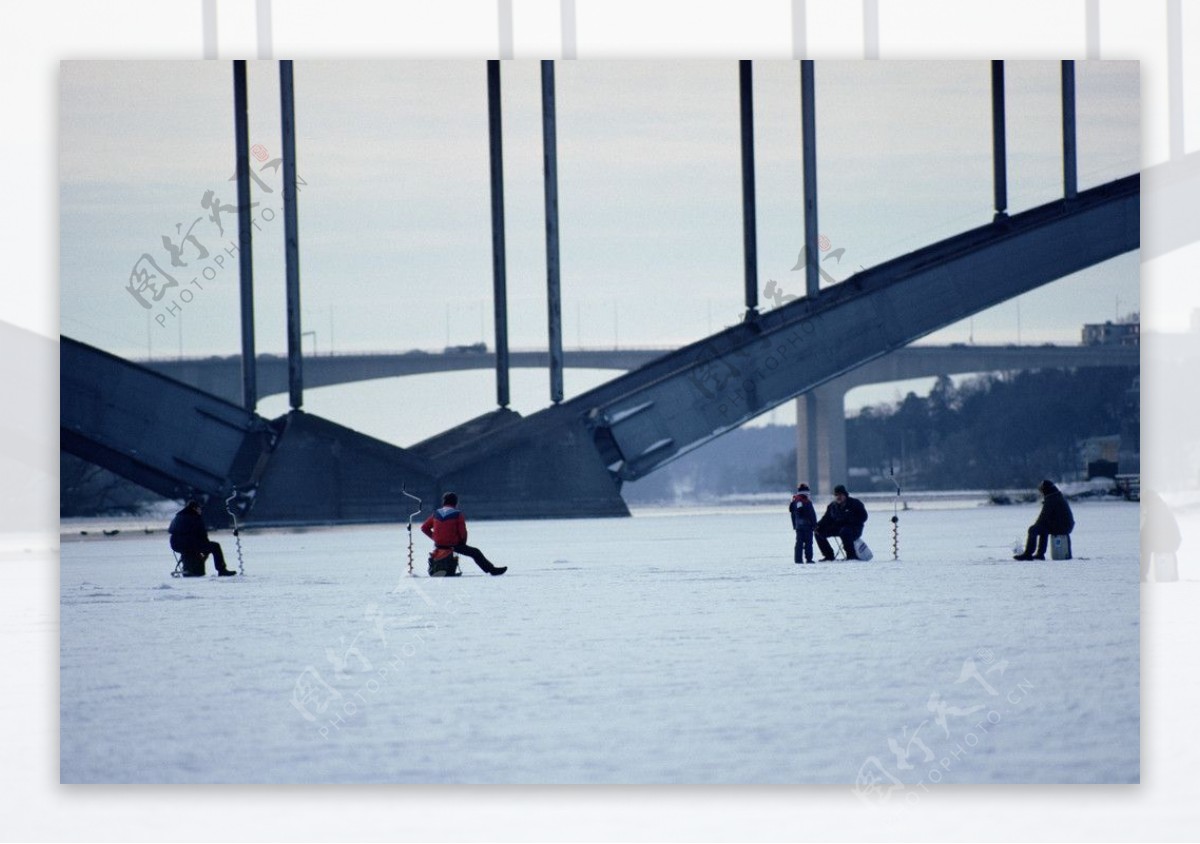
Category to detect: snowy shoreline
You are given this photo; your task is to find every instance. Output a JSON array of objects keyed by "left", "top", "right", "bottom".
[{"left": 60, "top": 488, "right": 1143, "bottom": 539}]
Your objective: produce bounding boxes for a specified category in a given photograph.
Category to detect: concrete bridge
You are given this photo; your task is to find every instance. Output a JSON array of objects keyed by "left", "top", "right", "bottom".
[
  {"left": 63, "top": 170, "right": 1137, "bottom": 525},
  {"left": 142, "top": 348, "right": 668, "bottom": 403},
  {"left": 146, "top": 340, "right": 1138, "bottom": 496},
  {"left": 60, "top": 60, "right": 1139, "bottom": 524}
]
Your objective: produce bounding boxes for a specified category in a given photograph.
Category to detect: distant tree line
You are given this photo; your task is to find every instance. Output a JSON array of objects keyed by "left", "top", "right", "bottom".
[
  {"left": 845, "top": 367, "right": 1138, "bottom": 490},
  {"left": 61, "top": 453, "right": 161, "bottom": 517}
]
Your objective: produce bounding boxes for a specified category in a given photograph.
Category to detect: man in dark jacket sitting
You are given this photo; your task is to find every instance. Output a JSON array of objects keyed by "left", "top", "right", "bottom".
[
  {"left": 1014, "top": 479, "right": 1075, "bottom": 560},
  {"left": 169, "top": 499, "right": 236, "bottom": 576},
  {"left": 815, "top": 484, "right": 869, "bottom": 561}
]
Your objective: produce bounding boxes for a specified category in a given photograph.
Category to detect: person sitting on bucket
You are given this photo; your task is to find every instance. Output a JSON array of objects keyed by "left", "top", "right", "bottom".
[
  {"left": 1013, "top": 479, "right": 1075, "bottom": 560},
  {"left": 421, "top": 492, "right": 507, "bottom": 576},
  {"left": 169, "top": 499, "right": 236, "bottom": 576},
  {"left": 815, "top": 484, "right": 868, "bottom": 561}
]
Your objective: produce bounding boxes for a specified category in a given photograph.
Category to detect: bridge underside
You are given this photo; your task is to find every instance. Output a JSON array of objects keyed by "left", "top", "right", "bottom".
[{"left": 61, "top": 175, "right": 1137, "bottom": 524}]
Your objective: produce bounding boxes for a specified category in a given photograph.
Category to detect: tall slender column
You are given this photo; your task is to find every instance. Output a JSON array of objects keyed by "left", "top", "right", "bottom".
[
  {"left": 1061, "top": 60, "right": 1078, "bottom": 200},
  {"left": 541, "top": 60, "right": 564, "bottom": 404},
  {"left": 233, "top": 61, "right": 257, "bottom": 412},
  {"left": 487, "top": 60, "right": 510, "bottom": 408},
  {"left": 800, "top": 60, "right": 819, "bottom": 298},
  {"left": 739, "top": 61, "right": 759, "bottom": 320},
  {"left": 991, "top": 60, "right": 1008, "bottom": 220},
  {"left": 280, "top": 60, "right": 303, "bottom": 410}
]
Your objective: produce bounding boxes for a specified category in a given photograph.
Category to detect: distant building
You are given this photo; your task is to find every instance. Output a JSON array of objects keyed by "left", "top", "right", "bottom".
[
  {"left": 1082, "top": 316, "right": 1139, "bottom": 347},
  {"left": 1080, "top": 434, "right": 1121, "bottom": 480}
]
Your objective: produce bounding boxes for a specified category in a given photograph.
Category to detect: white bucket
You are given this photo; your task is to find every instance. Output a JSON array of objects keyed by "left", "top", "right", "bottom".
[{"left": 1050, "top": 535, "right": 1072, "bottom": 560}]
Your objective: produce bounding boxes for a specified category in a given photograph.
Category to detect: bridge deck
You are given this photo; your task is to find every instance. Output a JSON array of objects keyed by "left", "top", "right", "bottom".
[{"left": 61, "top": 174, "right": 1138, "bottom": 521}]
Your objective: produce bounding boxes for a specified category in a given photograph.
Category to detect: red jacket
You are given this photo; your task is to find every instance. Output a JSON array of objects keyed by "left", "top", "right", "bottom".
[{"left": 421, "top": 506, "right": 467, "bottom": 547}]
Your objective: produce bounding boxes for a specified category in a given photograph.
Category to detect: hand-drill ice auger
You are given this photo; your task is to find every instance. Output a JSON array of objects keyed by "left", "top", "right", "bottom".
[
  {"left": 402, "top": 487, "right": 423, "bottom": 577},
  {"left": 224, "top": 489, "right": 249, "bottom": 575},
  {"left": 889, "top": 462, "right": 902, "bottom": 561}
]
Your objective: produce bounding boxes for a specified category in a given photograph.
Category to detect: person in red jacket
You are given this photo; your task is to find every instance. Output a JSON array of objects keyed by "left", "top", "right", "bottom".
[{"left": 420, "top": 492, "right": 507, "bottom": 576}]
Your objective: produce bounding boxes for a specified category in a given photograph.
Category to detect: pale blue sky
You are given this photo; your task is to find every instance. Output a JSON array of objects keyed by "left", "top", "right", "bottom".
[
  {"left": 61, "top": 59, "right": 1138, "bottom": 353},
  {"left": 60, "top": 59, "right": 1139, "bottom": 439}
]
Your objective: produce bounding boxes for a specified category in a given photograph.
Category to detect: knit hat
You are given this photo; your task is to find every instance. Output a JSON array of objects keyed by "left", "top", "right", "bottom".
[
  {"left": 1037, "top": 480, "right": 1056, "bottom": 494},
  {"left": 833, "top": 484, "right": 848, "bottom": 496},
  {"left": 797, "top": 483, "right": 810, "bottom": 492}
]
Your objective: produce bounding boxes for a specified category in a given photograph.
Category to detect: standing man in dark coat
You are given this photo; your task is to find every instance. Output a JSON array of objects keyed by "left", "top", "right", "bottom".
[
  {"left": 1014, "top": 480, "right": 1075, "bottom": 560},
  {"left": 815, "top": 484, "right": 869, "bottom": 560},
  {"left": 169, "top": 499, "right": 236, "bottom": 576},
  {"left": 789, "top": 483, "right": 818, "bottom": 564}
]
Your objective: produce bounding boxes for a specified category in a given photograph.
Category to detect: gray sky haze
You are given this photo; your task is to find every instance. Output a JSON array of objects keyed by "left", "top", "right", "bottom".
[{"left": 60, "top": 59, "right": 1140, "bottom": 439}]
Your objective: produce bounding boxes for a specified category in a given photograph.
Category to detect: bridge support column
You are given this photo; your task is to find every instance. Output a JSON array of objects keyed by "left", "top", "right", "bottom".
[
  {"left": 991, "top": 60, "right": 1008, "bottom": 220},
  {"left": 1061, "top": 60, "right": 1077, "bottom": 200},
  {"left": 794, "top": 382, "right": 847, "bottom": 495},
  {"left": 820, "top": 382, "right": 848, "bottom": 494},
  {"left": 541, "top": 60, "right": 564, "bottom": 404},
  {"left": 800, "top": 59, "right": 819, "bottom": 299},
  {"left": 739, "top": 60, "right": 759, "bottom": 321},
  {"left": 487, "top": 60, "right": 511, "bottom": 408},
  {"left": 796, "top": 392, "right": 819, "bottom": 491},
  {"left": 280, "top": 59, "right": 304, "bottom": 410},
  {"left": 232, "top": 60, "right": 257, "bottom": 412}
]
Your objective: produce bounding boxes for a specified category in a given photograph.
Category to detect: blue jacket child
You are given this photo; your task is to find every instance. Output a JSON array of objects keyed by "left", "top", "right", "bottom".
[{"left": 789, "top": 484, "right": 818, "bottom": 564}]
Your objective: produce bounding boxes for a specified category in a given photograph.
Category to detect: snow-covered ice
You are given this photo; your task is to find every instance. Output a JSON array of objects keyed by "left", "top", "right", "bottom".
[{"left": 59, "top": 499, "right": 1140, "bottom": 784}]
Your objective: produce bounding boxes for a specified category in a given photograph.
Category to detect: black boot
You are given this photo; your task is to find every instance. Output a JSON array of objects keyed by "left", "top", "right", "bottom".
[
  {"left": 1032, "top": 535, "right": 1048, "bottom": 560},
  {"left": 1016, "top": 530, "right": 1040, "bottom": 560}
]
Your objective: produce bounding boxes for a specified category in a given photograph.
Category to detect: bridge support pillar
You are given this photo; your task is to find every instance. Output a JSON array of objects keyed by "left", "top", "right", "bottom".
[
  {"left": 991, "top": 60, "right": 1008, "bottom": 220},
  {"left": 487, "top": 60, "right": 511, "bottom": 408},
  {"left": 280, "top": 59, "right": 304, "bottom": 410},
  {"left": 232, "top": 60, "right": 257, "bottom": 412},
  {"left": 541, "top": 60, "right": 564, "bottom": 404},
  {"left": 739, "top": 60, "right": 760, "bottom": 321},
  {"left": 1061, "top": 60, "right": 1078, "bottom": 200},
  {"left": 800, "top": 59, "right": 820, "bottom": 299},
  {"left": 794, "top": 382, "right": 847, "bottom": 496}
]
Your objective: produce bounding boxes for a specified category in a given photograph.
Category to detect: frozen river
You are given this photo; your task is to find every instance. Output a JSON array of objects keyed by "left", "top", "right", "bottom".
[{"left": 59, "top": 499, "right": 1141, "bottom": 785}]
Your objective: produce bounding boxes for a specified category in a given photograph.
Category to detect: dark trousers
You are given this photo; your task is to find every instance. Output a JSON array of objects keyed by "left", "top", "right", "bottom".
[
  {"left": 794, "top": 527, "right": 814, "bottom": 563},
  {"left": 1022, "top": 527, "right": 1069, "bottom": 559},
  {"left": 450, "top": 543, "right": 497, "bottom": 574},
  {"left": 1022, "top": 527, "right": 1049, "bottom": 558},
  {"left": 176, "top": 540, "right": 230, "bottom": 573},
  {"left": 816, "top": 526, "right": 861, "bottom": 560}
]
